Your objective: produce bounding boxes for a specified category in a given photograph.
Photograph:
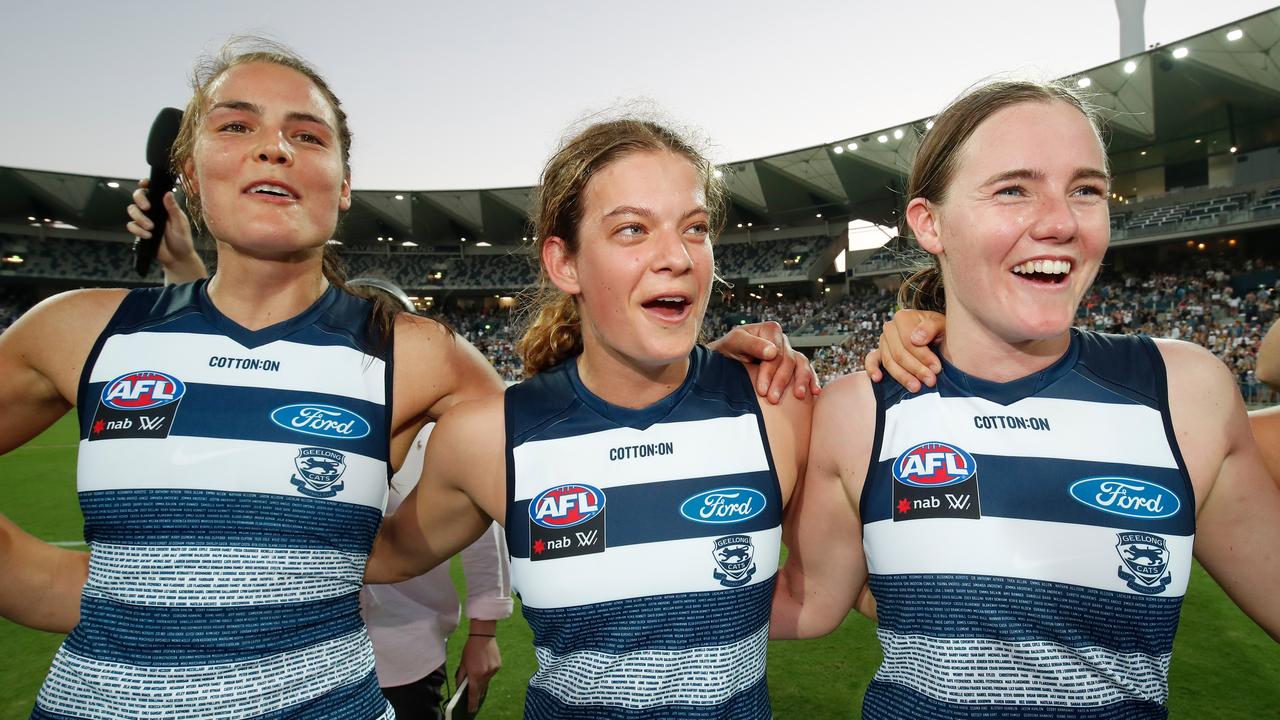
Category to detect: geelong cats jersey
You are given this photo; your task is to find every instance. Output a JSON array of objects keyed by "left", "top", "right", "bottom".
[
  {"left": 34, "top": 280, "right": 394, "bottom": 720},
  {"left": 505, "top": 346, "right": 782, "bottom": 719},
  {"left": 861, "top": 330, "right": 1195, "bottom": 720}
]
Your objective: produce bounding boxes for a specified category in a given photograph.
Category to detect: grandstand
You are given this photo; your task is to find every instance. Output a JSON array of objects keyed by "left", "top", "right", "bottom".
[{"left": 2, "top": 8, "right": 1280, "bottom": 396}]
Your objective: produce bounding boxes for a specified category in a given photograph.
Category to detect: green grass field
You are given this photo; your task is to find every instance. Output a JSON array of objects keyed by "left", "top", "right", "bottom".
[{"left": 1, "top": 415, "right": 1276, "bottom": 718}]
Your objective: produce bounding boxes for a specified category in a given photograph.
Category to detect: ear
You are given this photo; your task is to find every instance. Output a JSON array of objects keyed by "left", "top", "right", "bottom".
[
  {"left": 905, "top": 197, "right": 943, "bottom": 257},
  {"left": 542, "top": 236, "right": 580, "bottom": 295},
  {"left": 182, "top": 157, "right": 199, "bottom": 197},
  {"left": 338, "top": 174, "right": 352, "bottom": 211}
]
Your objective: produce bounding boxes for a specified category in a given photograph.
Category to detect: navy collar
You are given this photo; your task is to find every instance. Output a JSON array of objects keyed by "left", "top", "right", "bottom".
[
  {"left": 938, "top": 329, "right": 1081, "bottom": 406},
  {"left": 566, "top": 348, "right": 700, "bottom": 430},
  {"left": 197, "top": 278, "right": 340, "bottom": 349}
]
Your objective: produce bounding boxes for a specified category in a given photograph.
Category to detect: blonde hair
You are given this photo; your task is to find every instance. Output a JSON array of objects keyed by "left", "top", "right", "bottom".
[
  {"left": 517, "top": 119, "right": 726, "bottom": 375},
  {"left": 898, "top": 79, "right": 1106, "bottom": 313}
]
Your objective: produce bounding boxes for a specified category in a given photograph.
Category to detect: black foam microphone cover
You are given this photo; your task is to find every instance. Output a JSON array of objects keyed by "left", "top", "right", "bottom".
[{"left": 134, "top": 107, "right": 184, "bottom": 276}]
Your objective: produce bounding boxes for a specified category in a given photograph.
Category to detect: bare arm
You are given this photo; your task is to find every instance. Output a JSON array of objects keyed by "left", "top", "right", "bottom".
[
  {"left": 455, "top": 524, "right": 512, "bottom": 711},
  {"left": 1258, "top": 319, "right": 1280, "bottom": 389},
  {"left": 1249, "top": 406, "right": 1280, "bottom": 491},
  {"left": 710, "top": 321, "right": 822, "bottom": 403},
  {"left": 366, "top": 396, "right": 507, "bottom": 585},
  {"left": 771, "top": 373, "right": 875, "bottom": 639},
  {"left": 1161, "top": 339, "right": 1280, "bottom": 641},
  {"left": 0, "top": 514, "right": 89, "bottom": 632}
]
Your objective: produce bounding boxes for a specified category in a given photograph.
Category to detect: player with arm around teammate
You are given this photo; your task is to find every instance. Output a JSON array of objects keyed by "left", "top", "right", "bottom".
[
  {"left": 773, "top": 79, "right": 1280, "bottom": 720},
  {"left": 367, "top": 118, "right": 812, "bottom": 719}
]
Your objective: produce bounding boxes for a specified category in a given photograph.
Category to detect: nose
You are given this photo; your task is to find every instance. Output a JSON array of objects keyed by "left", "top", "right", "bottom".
[
  {"left": 255, "top": 129, "right": 294, "bottom": 166},
  {"left": 1028, "top": 192, "right": 1078, "bottom": 243},
  {"left": 652, "top": 227, "right": 694, "bottom": 274}
]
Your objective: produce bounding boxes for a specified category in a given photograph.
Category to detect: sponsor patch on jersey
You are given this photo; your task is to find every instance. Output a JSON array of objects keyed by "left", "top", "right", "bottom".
[
  {"left": 680, "top": 487, "right": 766, "bottom": 525},
  {"left": 1115, "top": 531, "right": 1172, "bottom": 594},
  {"left": 712, "top": 534, "right": 756, "bottom": 587},
  {"left": 290, "top": 447, "right": 348, "bottom": 498},
  {"left": 1069, "top": 477, "right": 1181, "bottom": 519},
  {"left": 892, "top": 441, "right": 981, "bottom": 522},
  {"left": 89, "top": 371, "right": 185, "bottom": 441},
  {"left": 529, "top": 484, "right": 607, "bottom": 561},
  {"left": 270, "top": 404, "right": 371, "bottom": 440}
]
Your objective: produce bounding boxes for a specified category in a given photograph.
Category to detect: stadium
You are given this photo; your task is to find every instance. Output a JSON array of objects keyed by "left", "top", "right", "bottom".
[{"left": 1, "top": 5, "right": 1278, "bottom": 719}]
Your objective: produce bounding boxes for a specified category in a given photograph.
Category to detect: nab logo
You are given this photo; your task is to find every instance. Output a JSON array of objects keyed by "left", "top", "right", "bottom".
[
  {"left": 530, "top": 484, "right": 606, "bottom": 529},
  {"left": 100, "top": 371, "right": 185, "bottom": 410},
  {"left": 893, "top": 441, "right": 976, "bottom": 488}
]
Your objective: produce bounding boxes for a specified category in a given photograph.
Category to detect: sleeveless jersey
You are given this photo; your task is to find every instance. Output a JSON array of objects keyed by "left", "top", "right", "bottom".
[
  {"left": 505, "top": 346, "right": 782, "bottom": 719},
  {"left": 860, "top": 330, "right": 1196, "bottom": 720},
  {"left": 34, "top": 280, "right": 395, "bottom": 720}
]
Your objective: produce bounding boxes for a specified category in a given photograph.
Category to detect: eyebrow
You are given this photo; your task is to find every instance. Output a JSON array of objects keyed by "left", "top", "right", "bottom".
[
  {"left": 983, "top": 168, "right": 1111, "bottom": 185},
  {"left": 208, "top": 101, "right": 334, "bottom": 132},
  {"left": 602, "top": 205, "right": 708, "bottom": 221}
]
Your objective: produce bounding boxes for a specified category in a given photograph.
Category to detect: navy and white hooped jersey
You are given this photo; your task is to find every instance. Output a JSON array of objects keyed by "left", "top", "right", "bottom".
[
  {"left": 505, "top": 346, "right": 782, "bottom": 720},
  {"left": 34, "top": 280, "right": 394, "bottom": 720},
  {"left": 860, "top": 330, "right": 1196, "bottom": 720}
]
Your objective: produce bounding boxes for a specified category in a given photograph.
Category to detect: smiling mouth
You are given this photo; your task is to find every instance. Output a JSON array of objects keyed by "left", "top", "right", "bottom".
[
  {"left": 642, "top": 296, "right": 691, "bottom": 320},
  {"left": 1011, "top": 259, "right": 1072, "bottom": 285},
  {"left": 246, "top": 183, "right": 296, "bottom": 200}
]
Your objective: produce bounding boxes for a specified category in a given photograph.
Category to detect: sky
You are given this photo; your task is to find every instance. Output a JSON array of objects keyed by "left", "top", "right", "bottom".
[{"left": 1, "top": 1, "right": 1275, "bottom": 191}]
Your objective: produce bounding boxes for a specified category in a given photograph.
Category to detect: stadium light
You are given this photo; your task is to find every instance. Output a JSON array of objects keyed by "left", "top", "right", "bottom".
[
  {"left": 106, "top": 181, "right": 120, "bottom": 189},
  {"left": 877, "top": 135, "right": 888, "bottom": 144},
  {"left": 460, "top": 237, "right": 467, "bottom": 242},
  {"left": 326, "top": 239, "right": 343, "bottom": 245},
  {"left": 476, "top": 241, "right": 492, "bottom": 247},
  {"left": 1227, "top": 29, "right": 1243, "bottom": 41},
  {"left": 1230, "top": 146, "right": 1238, "bottom": 153},
  {"left": 1172, "top": 47, "right": 1189, "bottom": 59},
  {"left": 1195, "top": 138, "right": 1202, "bottom": 144},
  {"left": 1140, "top": 151, "right": 1147, "bottom": 155},
  {"left": 1123, "top": 60, "right": 1138, "bottom": 74},
  {"left": 893, "top": 129, "right": 904, "bottom": 140},
  {"left": 847, "top": 142, "right": 858, "bottom": 151},
  {"left": 816, "top": 213, "right": 823, "bottom": 218},
  {"left": 737, "top": 223, "right": 744, "bottom": 228},
  {"left": 26, "top": 216, "right": 35, "bottom": 221},
  {"left": 402, "top": 240, "right": 418, "bottom": 247},
  {"left": 747, "top": 223, "right": 753, "bottom": 227},
  {"left": 394, "top": 194, "right": 404, "bottom": 200},
  {"left": 377, "top": 236, "right": 384, "bottom": 241},
  {"left": 1077, "top": 77, "right": 1091, "bottom": 88},
  {"left": 832, "top": 145, "right": 844, "bottom": 154}
]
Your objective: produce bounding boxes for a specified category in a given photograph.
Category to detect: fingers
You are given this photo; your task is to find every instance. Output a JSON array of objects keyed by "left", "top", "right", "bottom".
[
  {"left": 467, "top": 675, "right": 489, "bottom": 712},
  {"left": 865, "top": 349, "right": 884, "bottom": 382},
  {"left": 132, "top": 183, "right": 151, "bottom": 214},
  {"left": 911, "top": 312, "right": 947, "bottom": 349},
  {"left": 762, "top": 348, "right": 796, "bottom": 404},
  {"left": 878, "top": 323, "right": 934, "bottom": 391},
  {"left": 875, "top": 329, "right": 919, "bottom": 392},
  {"left": 786, "top": 351, "right": 821, "bottom": 400}
]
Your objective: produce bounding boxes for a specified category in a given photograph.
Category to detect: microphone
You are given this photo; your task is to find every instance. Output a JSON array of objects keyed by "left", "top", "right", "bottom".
[{"left": 133, "top": 107, "right": 184, "bottom": 276}]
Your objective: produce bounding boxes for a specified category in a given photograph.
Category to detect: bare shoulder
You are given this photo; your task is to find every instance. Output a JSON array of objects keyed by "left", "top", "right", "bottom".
[
  {"left": 810, "top": 371, "right": 879, "bottom": 495},
  {"left": 2, "top": 288, "right": 129, "bottom": 387},
  {"left": 817, "top": 370, "right": 877, "bottom": 410},
  {"left": 1152, "top": 338, "right": 1238, "bottom": 416},
  {"left": 428, "top": 391, "right": 509, "bottom": 517}
]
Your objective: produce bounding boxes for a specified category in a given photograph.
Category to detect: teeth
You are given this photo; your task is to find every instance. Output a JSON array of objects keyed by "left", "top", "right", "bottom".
[
  {"left": 1012, "top": 260, "right": 1072, "bottom": 275},
  {"left": 249, "top": 184, "right": 293, "bottom": 198}
]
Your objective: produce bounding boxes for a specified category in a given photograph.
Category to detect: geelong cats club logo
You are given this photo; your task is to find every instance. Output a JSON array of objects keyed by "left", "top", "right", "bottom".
[
  {"left": 1115, "top": 532, "right": 1172, "bottom": 594},
  {"left": 712, "top": 535, "right": 756, "bottom": 587},
  {"left": 291, "top": 447, "right": 348, "bottom": 498}
]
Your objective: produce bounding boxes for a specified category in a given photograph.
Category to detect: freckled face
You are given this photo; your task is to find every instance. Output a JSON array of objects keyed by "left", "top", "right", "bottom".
[
  {"left": 185, "top": 61, "right": 351, "bottom": 258},
  {"left": 927, "top": 100, "right": 1110, "bottom": 343},
  {"left": 569, "top": 150, "right": 713, "bottom": 370}
]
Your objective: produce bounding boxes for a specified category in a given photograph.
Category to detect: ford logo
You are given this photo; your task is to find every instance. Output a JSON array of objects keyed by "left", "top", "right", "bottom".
[
  {"left": 270, "top": 404, "right": 371, "bottom": 439},
  {"left": 1069, "top": 477, "right": 1180, "bottom": 519},
  {"left": 680, "top": 487, "right": 767, "bottom": 524}
]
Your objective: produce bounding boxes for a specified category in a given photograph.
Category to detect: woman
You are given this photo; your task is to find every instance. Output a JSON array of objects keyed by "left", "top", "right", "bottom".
[
  {"left": 366, "top": 119, "right": 812, "bottom": 719},
  {"left": 0, "top": 41, "right": 809, "bottom": 719},
  {"left": 773, "top": 79, "right": 1280, "bottom": 720}
]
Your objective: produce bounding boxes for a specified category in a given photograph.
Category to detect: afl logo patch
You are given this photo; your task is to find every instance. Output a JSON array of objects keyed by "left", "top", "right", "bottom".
[
  {"left": 530, "top": 484, "right": 606, "bottom": 529},
  {"left": 270, "top": 404, "right": 370, "bottom": 439},
  {"left": 100, "top": 371, "right": 185, "bottom": 410},
  {"left": 1070, "top": 478, "right": 1181, "bottom": 520},
  {"left": 893, "top": 441, "right": 976, "bottom": 488},
  {"left": 680, "top": 487, "right": 766, "bottom": 524}
]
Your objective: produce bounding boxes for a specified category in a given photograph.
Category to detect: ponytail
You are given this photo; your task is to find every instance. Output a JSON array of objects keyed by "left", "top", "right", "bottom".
[
  {"left": 517, "top": 290, "right": 582, "bottom": 376},
  {"left": 897, "top": 263, "right": 946, "bottom": 313}
]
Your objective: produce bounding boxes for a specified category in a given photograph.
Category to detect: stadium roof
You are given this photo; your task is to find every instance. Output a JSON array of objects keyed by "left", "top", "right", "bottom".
[{"left": 3, "top": 6, "right": 1280, "bottom": 251}]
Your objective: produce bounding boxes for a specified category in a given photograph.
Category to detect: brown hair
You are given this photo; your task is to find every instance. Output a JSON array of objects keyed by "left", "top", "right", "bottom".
[
  {"left": 517, "top": 119, "right": 726, "bottom": 375},
  {"left": 171, "top": 38, "right": 401, "bottom": 353},
  {"left": 898, "top": 79, "right": 1106, "bottom": 313}
]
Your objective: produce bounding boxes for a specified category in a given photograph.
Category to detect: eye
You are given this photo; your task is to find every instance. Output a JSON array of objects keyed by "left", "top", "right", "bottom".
[
  {"left": 685, "top": 221, "right": 710, "bottom": 237},
  {"left": 995, "top": 185, "right": 1026, "bottom": 197},
  {"left": 218, "top": 121, "right": 250, "bottom": 134},
  {"left": 295, "top": 131, "right": 325, "bottom": 146},
  {"left": 1073, "top": 184, "right": 1106, "bottom": 198},
  {"left": 617, "top": 223, "right": 647, "bottom": 238}
]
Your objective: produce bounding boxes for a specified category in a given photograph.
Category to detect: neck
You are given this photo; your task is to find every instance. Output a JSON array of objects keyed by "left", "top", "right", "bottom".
[
  {"left": 206, "top": 244, "right": 329, "bottom": 331},
  {"left": 939, "top": 304, "right": 1071, "bottom": 383},
  {"left": 576, "top": 340, "right": 690, "bottom": 410}
]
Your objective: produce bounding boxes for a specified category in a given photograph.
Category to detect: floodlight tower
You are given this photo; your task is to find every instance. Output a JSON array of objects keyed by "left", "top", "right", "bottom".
[{"left": 1115, "top": 0, "right": 1146, "bottom": 58}]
